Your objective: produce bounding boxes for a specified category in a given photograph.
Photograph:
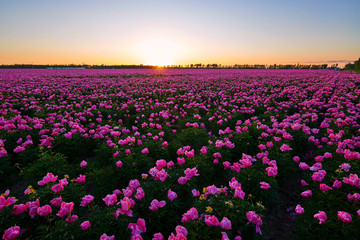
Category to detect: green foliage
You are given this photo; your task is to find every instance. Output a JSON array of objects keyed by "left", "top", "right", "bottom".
[{"left": 20, "top": 151, "right": 71, "bottom": 186}]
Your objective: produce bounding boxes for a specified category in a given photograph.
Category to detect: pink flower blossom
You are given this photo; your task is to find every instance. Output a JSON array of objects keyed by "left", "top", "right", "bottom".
[
  {"left": 80, "top": 221, "right": 91, "bottom": 230},
  {"left": 2, "top": 225, "right": 20, "bottom": 240},
  {"left": 38, "top": 172, "right": 58, "bottom": 185},
  {"left": 149, "top": 199, "right": 166, "bottom": 211},
  {"left": 37, "top": 204, "right": 52, "bottom": 216},
  {"left": 178, "top": 177, "right": 187, "bottom": 185},
  {"left": 167, "top": 190, "right": 178, "bottom": 202},
  {"left": 220, "top": 217, "right": 232, "bottom": 230},
  {"left": 181, "top": 207, "right": 198, "bottom": 222},
  {"left": 200, "top": 146, "right": 208, "bottom": 155},
  {"left": 152, "top": 233, "right": 164, "bottom": 240},
  {"left": 192, "top": 189, "right": 200, "bottom": 197},
  {"left": 80, "top": 160, "right": 88, "bottom": 167},
  {"left": 295, "top": 205, "right": 304, "bottom": 214},
  {"left": 266, "top": 166, "right": 278, "bottom": 177},
  {"left": 12, "top": 204, "right": 27, "bottom": 215},
  {"left": 141, "top": 148, "right": 149, "bottom": 154},
  {"left": 312, "top": 170, "right": 326, "bottom": 182},
  {"left": 314, "top": 211, "right": 327, "bottom": 224},
  {"left": 320, "top": 184, "right": 332, "bottom": 192},
  {"left": 234, "top": 187, "right": 245, "bottom": 199},
  {"left": 135, "top": 188, "right": 145, "bottom": 200},
  {"left": 50, "top": 196, "right": 63, "bottom": 207},
  {"left": 260, "top": 182, "right": 270, "bottom": 190},
  {"left": 81, "top": 195, "right": 94, "bottom": 207},
  {"left": 116, "top": 160, "right": 123, "bottom": 168},
  {"left": 246, "top": 211, "right": 263, "bottom": 235},
  {"left": 301, "top": 190, "right": 312, "bottom": 198},
  {"left": 337, "top": 211, "right": 352, "bottom": 223},
  {"left": 26, "top": 199, "right": 40, "bottom": 218},
  {"left": 204, "top": 215, "right": 220, "bottom": 226},
  {"left": 100, "top": 233, "right": 115, "bottom": 240},
  {"left": 103, "top": 194, "right": 117, "bottom": 206},
  {"left": 128, "top": 218, "right": 146, "bottom": 236},
  {"left": 76, "top": 174, "right": 86, "bottom": 183},
  {"left": 56, "top": 202, "right": 74, "bottom": 217},
  {"left": 185, "top": 149, "right": 194, "bottom": 158},
  {"left": 51, "top": 183, "right": 64, "bottom": 193}
]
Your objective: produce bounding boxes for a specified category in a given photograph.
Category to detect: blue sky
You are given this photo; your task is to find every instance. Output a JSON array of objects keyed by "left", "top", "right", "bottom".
[{"left": 1, "top": 0, "right": 359, "bottom": 65}]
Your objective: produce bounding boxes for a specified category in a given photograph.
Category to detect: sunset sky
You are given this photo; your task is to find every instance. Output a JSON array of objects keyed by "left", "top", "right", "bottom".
[{"left": 1, "top": 0, "right": 359, "bottom": 66}]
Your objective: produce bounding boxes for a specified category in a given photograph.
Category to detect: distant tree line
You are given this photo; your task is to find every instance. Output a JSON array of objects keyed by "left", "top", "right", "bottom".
[
  {"left": 344, "top": 58, "right": 360, "bottom": 73},
  {"left": 0, "top": 62, "right": 357, "bottom": 70}
]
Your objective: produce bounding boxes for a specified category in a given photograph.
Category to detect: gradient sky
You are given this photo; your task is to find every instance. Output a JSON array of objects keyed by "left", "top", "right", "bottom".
[{"left": 1, "top": 0, "right": 360, "bottom": 65}]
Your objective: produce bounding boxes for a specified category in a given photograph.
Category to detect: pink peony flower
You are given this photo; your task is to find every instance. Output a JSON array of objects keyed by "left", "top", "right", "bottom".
[
  {"left": 192, "top": 189, "right": 200, "bottom": 197},
  {"left": 135, "top": 188, "right": 145, "bottom": 200},
  {"left": 156, "top": 159, "right": 167, "bottom": 169},
  {"left": 204, "top": 215, "right": 220, "bottom": 226},
  {"left": 339, "top": 163, "right": 351, "bottom": 172},
  {"left": 38, "top": 172, "right": 58, "bottom": 185},
  {"left": 280, "top": 144, "right": 292, "bottom": 151},
  {"left": 115, "top": 197, "right": 134, "bottom": 217},
  {"left": 175, "top": 225, "right": 188, "bottom": 236},
  {"left": 13, "top": 146, "right": 25, "bottom": 153},
  {"left": 81, "top": 195, "right": 94, "bottom": 207},
  {"left": 337, "top": 211, "right": 352, "bottom": 223},
  {"left": 220, "top": 217, "right": 232, "bottom": 230},
  {"left": 332, "top": 180, "right": 342, "bottom": 188},
  {"left": 200, "top": 146, "right": 208, "bottom": 155},
  {"left": 116, "top": 160, "right": 123, "bottom": 168},
  {"left": 295, "top": 205, "right": 304, "bottom": 214},
  {"left": 141, "top": 148, "right": 149, "bottom": 154},
  {"left": 2, "top": 225, "right": 20, "bottom": 240},
  {"left": 11, "top": 203, "right": 27, "bottom": 216},
  {"left": 76, "top": 174, "right": 86, "bottom": 183},
  {"left": 299, "top": 162, "right": 309, "bottom": 171},
  {"left": 246, "top": 211, "right": 263, "bottom": 235},
  {"left": 128, "top": 218, "right": 146, "bottom": 236},
  {"left": 260, "top": 182, "right": 271, "bottom": 190},
  {"left": 26, "top": 199, "right": 40, "bottom": 218},
  {"left": 37, "top": 205, "right": 52, "bottom": 216},
  {"left": 149, "top": 199, "right": 166, "bottom": 211},
  {"left": 181, "top": 207, "right": 198, "bottom": 222},
  {"left": 80, "top": 221, "right": 91, "bottom": 230},
  {"left": 178, "top": 177, "right": 187, "bottom": 185},
  {"left": 207, "top": 185, "right": 218, "bottom": 195},
  {"left": 234, "top": 187, "right": 245, "bottom": 199},
  {"left": 266, "top": 166, "right": 278, "bottom": 177},
  {"left": 50, "top": 196, "right": 63, "bottom": 207},
  {"left": 66, "top": 214, "right": 78, "bottom": 224},
  {"left": 185, "top": 149, "right": 194, "bottom": 158},
  {"left": 301, "top": 190, "right": 312, "bottom": 198},
  {"left": 103, "top": 194, "right": 117, "bottom": 206},
  {"left": 80, "top": 160, "right": 88, "bottom": 167},
  {"left": 167, "top": 190, "right": 178, "bottom": 202},
  {"left": 320, "top": 184, "right": 332, "bottom": 192},
  {"left": 51, "top": 183, "right": 64, "bottom": 193},
  {"left": 314, "top": 211, "right": 327, "bottom": 224},
  {"left": 56, "top": 202, "right": 74, "bottom": 217},
  {"left": 312, "top": 170, "right": 326, "bottom": 182},
  {"left": 152, "top": 233, "right": 164, "bottom": 240},
  {"left": 100, "top": 233, "right": 115, "bottom": 240}
]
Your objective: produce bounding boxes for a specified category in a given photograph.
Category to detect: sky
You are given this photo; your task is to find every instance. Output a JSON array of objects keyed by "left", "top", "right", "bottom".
[{"left": 1, "top": 0, "right": 360, "bottom": 66}]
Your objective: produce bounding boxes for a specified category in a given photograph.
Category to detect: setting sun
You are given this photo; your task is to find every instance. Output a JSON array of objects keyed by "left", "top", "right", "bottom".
[{"left": 136, "top": 39, "right": 181, "bottom": 66}]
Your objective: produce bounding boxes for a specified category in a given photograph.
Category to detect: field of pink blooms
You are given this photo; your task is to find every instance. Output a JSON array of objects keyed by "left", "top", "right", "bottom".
[{"left": 1, "top": 69, "right": 360, "bottom": 240}]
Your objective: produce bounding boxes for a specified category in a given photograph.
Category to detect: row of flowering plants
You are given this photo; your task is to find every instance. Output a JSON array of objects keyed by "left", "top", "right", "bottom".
[{"left": 1, "top": 69, "right": 360, "bottom": 239}]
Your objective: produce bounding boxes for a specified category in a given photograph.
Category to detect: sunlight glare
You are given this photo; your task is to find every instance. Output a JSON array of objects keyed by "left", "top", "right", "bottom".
[{"left": 137, "top": 39, "right": 180, "bottom": 66}]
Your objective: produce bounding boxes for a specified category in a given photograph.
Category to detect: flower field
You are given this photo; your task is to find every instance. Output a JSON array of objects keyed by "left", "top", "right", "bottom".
[{"left": 1, "top": 69, "right": 360, "bottom": 240}]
